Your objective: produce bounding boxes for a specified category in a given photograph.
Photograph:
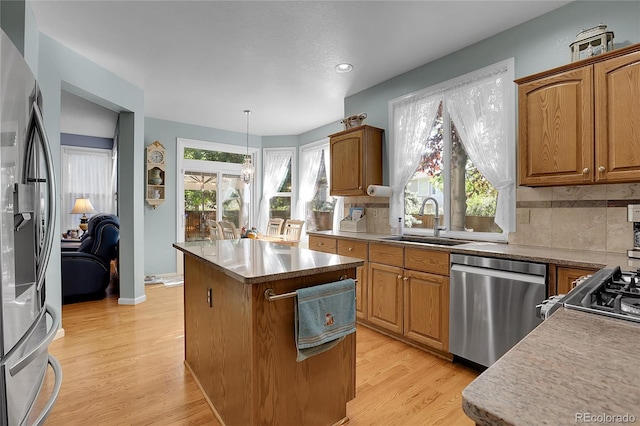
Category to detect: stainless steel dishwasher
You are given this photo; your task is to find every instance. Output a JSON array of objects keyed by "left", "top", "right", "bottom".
[{"left": 449, "top": 254, "right": 547, "bottom": 368}]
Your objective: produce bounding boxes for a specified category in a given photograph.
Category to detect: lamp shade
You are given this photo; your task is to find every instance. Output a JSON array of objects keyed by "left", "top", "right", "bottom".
[{"left": 70, "top": 198, "right": 96, "bottom": 215}]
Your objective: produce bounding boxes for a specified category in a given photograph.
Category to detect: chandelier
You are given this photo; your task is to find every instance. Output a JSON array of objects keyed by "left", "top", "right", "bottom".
[{"left": 241, "top": 109, "right": 255, "bottom": 185}]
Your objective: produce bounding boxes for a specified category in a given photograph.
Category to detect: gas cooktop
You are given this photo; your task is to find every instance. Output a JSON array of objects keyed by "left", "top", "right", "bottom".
[{"left": 562, "top": 266, "right": 640, "bottom": 323}]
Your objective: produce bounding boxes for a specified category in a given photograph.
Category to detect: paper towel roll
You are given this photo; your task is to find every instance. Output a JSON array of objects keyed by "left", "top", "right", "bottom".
[{"left": 367, "top": 185, "right": 393, "bottom": 197}]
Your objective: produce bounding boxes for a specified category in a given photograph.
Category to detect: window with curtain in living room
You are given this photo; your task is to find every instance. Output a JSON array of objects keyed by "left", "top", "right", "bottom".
[{"left": 61, "top": 146, "right": 116, "bottom": 232}]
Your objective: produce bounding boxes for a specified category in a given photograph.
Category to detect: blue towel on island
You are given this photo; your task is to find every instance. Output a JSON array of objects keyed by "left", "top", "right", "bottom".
[{"left": 294, "top": 278, "right": 356, "bottom": 362}]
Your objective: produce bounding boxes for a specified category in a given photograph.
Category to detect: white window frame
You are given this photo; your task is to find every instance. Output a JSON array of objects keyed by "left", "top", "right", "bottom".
[{"left": 389, "top": 59, "right": 515, "bottom": 242}]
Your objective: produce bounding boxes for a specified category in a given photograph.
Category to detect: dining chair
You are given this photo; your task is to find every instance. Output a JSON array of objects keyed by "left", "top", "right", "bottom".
[
  {"left": 266, "top": 218, "right": 284, "bottom": 237},
  {"left": 217, "top": 221, "right": 239, "bottom": 240},
  {"left": 282, "top": 219, "right": 304, "bottom": 242},
  {"left": 207, "top": 220, "right": 222, "bottom": 240}
]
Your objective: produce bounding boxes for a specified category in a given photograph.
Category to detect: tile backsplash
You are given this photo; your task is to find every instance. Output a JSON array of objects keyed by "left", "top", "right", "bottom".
[
  {"left": 509, "top": 183, "right": 640, "bottom": 253},
  {"left": 340, "top": 183, "right": 639, "bottom": 254},
  {"left": 342, "top": 196, "right": 391, "bottom": 234}
]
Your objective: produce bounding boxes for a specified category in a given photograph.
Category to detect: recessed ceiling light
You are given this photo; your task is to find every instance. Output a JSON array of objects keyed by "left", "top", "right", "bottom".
[{"left": 335, "top": 63, "right": 353, "bottom": 73}]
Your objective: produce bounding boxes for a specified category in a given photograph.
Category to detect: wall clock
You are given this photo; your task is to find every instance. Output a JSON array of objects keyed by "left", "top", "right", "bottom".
[{"left": 146, "top": 141, "right": 166, "bottom": 208}]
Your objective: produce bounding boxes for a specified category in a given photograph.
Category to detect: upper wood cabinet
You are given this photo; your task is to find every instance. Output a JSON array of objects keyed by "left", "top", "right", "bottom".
[
  {"left": 517, "top": 43, "right": 640, "bottom": 186},
  {"left": 329, "top": 125, "right": 383, "bottom": 196}
]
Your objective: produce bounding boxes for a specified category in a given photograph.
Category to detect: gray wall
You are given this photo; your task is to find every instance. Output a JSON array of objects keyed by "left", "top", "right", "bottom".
[
  {"left": 38, "top": 33, "right": 146, "bottom": 313},
  {"left": 144, "top": 117, "right": 260, "bottom": 274},
  {"left": 341, "top": 1, "right": 640, "bottom": 185}
]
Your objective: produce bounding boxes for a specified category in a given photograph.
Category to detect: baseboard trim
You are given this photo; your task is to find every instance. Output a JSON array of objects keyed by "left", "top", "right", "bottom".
[
  {"left": 54, "top": 328, "right": 65, "bottom": 341},
  {"left": 118, "top": 294, "right": 147, "bottom": 305}
]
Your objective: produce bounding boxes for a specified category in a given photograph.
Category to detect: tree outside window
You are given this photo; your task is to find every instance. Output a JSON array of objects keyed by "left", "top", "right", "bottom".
[{"left": 404, "top": 102, "right": 502, "bottom": 234}]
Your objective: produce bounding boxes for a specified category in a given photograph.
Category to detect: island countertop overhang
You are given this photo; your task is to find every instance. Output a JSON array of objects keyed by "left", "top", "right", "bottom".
[{"left": 173, "top": 239, "right": 364, "bottom": 284}]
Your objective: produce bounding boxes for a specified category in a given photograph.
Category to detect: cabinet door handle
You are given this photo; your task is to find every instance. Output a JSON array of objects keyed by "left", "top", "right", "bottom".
[
  {"left": 403, "top": 277, "right": 408, "bottom": 282},
  {"left": 397, "top": 275, "right": 402, "bottom": 280},
  {"left": 582, "top": 167, "right": 590, "bottom": 174},
  {"left": 358, "top": 186, "right": 362, "bottom": 190},
  {"left": 598, "top": 166, "right": 606, "bottom": 172}
]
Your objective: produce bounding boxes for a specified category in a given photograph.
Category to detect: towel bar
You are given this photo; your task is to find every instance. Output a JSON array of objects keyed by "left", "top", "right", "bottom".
[{"left": 264, "top": 278, "right": 358, "bottom": 302}]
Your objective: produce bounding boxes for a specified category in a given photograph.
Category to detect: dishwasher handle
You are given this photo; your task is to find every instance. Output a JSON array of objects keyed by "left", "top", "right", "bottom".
[
  {"left": 450, "top": 254, "right": 547, "bottom": 277},
  {"left": 450, "top": 263, "right": 546, "bottom": 285}
]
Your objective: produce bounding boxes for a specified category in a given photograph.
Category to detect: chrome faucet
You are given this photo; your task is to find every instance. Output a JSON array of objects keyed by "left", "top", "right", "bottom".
[{"left": 418, "top": 196, "right": 444, "bottom": 237}]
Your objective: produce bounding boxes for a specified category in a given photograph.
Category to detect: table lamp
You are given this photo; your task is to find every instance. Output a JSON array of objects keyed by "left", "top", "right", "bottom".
[{"left": 71, "top": 197, "right": 96, "bottom": 235}]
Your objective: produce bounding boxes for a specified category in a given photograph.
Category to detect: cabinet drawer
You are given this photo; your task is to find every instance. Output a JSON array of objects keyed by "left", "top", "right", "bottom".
[
  {"left": 369, "top": 243, "right": 403, "bottom": 267},
  {"left": 337, "top": 239, "right": 369, "bottom": 260},
  {"left": 308, "top": 236, "right": 337, "bottom": 254},
  {"left": 404, "top": 248, "right": 450, "bottom": 276}
]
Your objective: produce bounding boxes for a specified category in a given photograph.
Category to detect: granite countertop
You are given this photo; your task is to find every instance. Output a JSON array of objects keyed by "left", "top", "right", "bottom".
[
  {"left": 308, "top": 230, "right": 640, "bottom": 271},
  {"left": 462, "top": 309, "right": 640, "bottom": 425},
  {"left": 173, "top": 239, "right": 364, "bottom": 284}
]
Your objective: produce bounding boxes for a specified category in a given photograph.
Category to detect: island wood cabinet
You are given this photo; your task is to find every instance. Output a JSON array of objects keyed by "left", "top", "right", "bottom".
[
  {"left": 329, "top": 125, "right": 383, "bottom": 196},
  {"left": 180, "top": 248, "right": 356, "bottom": 426},
  {"left": 308, "top": 235, "right": 368, "bottom": 319},
  {"left": 516, "top": 43, "right": 640, "bottom": 186}
]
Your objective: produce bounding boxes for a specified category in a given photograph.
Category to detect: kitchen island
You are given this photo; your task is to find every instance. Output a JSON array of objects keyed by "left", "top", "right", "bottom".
[
  {"left": 173, "top": 239, "right": 363, "bottom": 426},
  {"left": 462, "top": 308, "right": 640, "bottom": 425}
]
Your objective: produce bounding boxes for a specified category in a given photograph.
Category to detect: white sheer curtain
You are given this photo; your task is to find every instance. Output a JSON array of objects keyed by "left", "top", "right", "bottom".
[
  {"left": 389, "top": 93, "right": 442, "bottom": 227},
  {"left": 257, "top": 149, "right": 291, "bottom": 232},
  {"left": 295, "top": 144, "right": 324, "bottom": 221},
  {"left": 61, "top": 146, "right": 115, "bottom": 232},
  {"left": 447, "top": 67, "right": 515, "bottom": 232}
]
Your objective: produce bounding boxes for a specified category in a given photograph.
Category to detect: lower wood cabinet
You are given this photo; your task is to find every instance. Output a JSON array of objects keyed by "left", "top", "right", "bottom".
[
  {"left": 310, "top": 235, "right": 369, "bottom": 319},
  {"left": 556, "top": 266, "right": 598, "bottom": 295},
  {"left": 309, "top": 236, "right": 452, "bottom": 356},
  {"left": 403, "top": 269, "right": 449, "bottom": 352},
  {"left": 368, "top": 262, "right": 404, "bottom": 334}
]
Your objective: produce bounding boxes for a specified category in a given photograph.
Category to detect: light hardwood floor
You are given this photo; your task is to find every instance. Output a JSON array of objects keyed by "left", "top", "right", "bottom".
[{"left": 45, "top": 284, "right": 477, "bottom": 425}]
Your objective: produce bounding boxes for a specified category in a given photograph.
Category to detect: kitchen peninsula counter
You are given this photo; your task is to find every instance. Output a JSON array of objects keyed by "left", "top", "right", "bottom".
[
  {"left": 173, "top": 239, "right": 363, "bottom": 426},
  {"left": 462, "top": 308, "right": 640, "bottom": 425}
]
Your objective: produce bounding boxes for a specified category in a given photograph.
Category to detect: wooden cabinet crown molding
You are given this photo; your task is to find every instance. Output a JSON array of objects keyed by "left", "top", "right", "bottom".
[{"left": 515, "top": 42, "right": 640, "bottom": 84}]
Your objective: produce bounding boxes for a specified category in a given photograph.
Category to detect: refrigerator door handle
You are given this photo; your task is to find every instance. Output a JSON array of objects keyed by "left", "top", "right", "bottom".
[
  {"left": 8, "top": 305, "right": 59, "bottom": 377},
  {"left": 25, "top": 100, "right": 57, "bottom": 292},
  {"left": 28, "top": 355, "right": 63, "bottom": 426}
]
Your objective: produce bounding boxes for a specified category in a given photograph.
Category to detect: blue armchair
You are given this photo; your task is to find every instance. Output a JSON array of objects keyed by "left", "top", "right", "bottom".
[{"left": 62, "top": 214, "right": 119, "bottom": 304}]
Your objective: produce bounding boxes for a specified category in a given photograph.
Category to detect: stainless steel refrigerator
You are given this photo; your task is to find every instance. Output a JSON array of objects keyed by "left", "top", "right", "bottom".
[{"left": 1, "top": 29, "right": 62, "bottom": 425}]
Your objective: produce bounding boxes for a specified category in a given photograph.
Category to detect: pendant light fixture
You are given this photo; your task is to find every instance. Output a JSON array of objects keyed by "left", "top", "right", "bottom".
[{"left": 241, "top": 109, "right": 255, "bottom": 185}]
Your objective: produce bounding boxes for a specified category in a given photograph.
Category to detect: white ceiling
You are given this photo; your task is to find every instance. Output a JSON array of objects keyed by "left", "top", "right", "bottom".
[{"left": 30, "top": 1, "right": 571, "bottom": 136}]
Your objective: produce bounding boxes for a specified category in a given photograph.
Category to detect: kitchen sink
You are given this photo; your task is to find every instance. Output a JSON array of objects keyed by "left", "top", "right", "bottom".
[{"left": 383, "top": 235, "right": 472, "bottom": 246}]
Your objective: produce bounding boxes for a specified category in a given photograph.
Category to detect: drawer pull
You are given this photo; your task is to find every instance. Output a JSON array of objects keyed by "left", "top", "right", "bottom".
[
  {"left": 348, "top": 247, "right": 353, "bottom": 251},
  {"left": 318, "top": 242, "right": 324, "bottom": 246}
]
